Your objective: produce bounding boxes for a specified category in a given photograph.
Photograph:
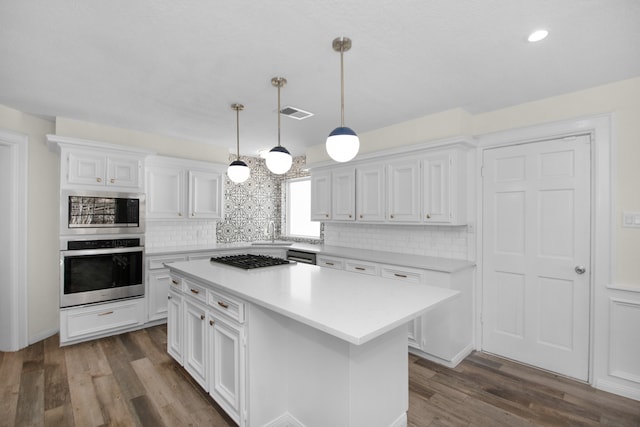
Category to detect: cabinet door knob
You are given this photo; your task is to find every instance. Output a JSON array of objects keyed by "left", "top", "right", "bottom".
[
  {"left": 348, "top": 214, "right": 352, "bottom": 218},
  {"left": 209, "top": 320, "right": 215, "bottom": 326},
  {"left": 168, "top": 295, "right": 172, "bottom": 300},
  {"left": 426, "top": 214, "right": 431, "bottom": 219},
  {"left": 191, "top": 213, "right": 195, "bottom": 217},
  {"left": 325, "top": 214, "right": 329, "bottom": 218},
  {"left": 390, "top": 214, "right": 395, "bottom": 219},
  {"left": 200, "top": 314, "right": 205, "bottom": 320},
  {"left": 110, "top": 178, "right": 115, "bottom": 184},
  {"left": 96, "top": 177, "right": 102, "bottom": 183}
]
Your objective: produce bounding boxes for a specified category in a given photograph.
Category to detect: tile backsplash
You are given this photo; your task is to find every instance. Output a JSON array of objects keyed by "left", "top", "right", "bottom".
[
  {"left": 145, "top": 219, "right": 218, "bottom": 249},
  {"left": 324, "top": 222, "right": 469, "bottom": 260}
]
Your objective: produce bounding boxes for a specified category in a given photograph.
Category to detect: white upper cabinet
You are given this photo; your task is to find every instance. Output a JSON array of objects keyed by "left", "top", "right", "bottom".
[
  {"left": 47, "top": 135, "right": 152, "bottom": 191},
  {"left": 146, "top": 156, "right": 225, "bottom": 221},
  {"left": 387, "top": 158, "right": 421, "bottom": 222},
  {"left": 332, "top": 167, "right": 356, "bottom": 221},
  {"left": 146, "top": 164, "right": 185, "bottom": 219},
  {"left": 356, "top": 163, "right": 385, "bottom": 222},
  {"left": 422, "top": 149, "right": 467, "bottom": 225},
  {"left": 189, "top": 170, "right": 223, "bottom": 219},
  {"left": 310, "top": 171, "right": 332, "bottom": 221},
  {"left": 309, "top": 138, "right": 472, "bottom": 226}
]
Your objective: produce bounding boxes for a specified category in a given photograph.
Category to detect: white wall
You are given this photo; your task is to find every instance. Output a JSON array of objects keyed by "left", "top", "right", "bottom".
[{"left": 0, "top": 105, "right": 58, "bottom": 342}]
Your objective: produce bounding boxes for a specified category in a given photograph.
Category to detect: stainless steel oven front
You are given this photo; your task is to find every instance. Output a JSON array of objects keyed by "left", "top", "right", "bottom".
[{"left": 60, "top": 236, "right": 145, "bottom": 307}]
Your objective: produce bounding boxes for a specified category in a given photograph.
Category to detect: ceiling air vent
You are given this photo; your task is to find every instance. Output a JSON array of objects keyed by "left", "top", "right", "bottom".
[{"left": 280, "top": 106, "right": 314, "bottom": 120}]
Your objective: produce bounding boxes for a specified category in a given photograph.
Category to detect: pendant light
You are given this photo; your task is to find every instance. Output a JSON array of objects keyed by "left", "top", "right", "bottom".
[
  {"left": 265, "top": 77, "right": 293, "bottom": 174},
  {"left": 227, "top": 103, "right": 250, "bottom": 184},
  {"left": 326, "top": 36, "right": 359, "bottom": 163}
]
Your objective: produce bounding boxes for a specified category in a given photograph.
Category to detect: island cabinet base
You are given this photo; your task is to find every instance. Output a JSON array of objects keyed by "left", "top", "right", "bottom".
[{"left": 247, "top": 304, "right": 409, "bottom": 427}]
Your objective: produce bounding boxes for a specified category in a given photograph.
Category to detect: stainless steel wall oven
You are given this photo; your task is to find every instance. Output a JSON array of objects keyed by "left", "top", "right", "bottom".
[{"left": 60, "top": 236, "right": 144, "bottom": 307}]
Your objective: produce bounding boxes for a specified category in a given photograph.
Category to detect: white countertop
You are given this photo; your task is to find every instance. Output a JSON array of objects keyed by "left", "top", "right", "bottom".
[
  {"left": 147, "top": 242, "right": 475, "bottom": 273},
  {"left": 166, "top": 259, "right": 458, "bottom": 346}
]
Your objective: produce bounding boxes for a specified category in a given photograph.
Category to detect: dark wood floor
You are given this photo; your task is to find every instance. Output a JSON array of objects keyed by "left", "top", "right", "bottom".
[{"left": 1, "top": 325, "right": 638, "bottom": 427}]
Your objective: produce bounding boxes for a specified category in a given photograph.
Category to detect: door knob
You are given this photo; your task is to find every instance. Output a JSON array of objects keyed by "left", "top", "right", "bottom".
[{"left": 575, "top": 266, "right": 586, "bottom": 274}]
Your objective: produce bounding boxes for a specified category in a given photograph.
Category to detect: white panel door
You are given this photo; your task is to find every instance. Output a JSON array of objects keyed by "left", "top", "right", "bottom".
[{"left": 482, "top": 135, "right": 591, "bottom": 381}]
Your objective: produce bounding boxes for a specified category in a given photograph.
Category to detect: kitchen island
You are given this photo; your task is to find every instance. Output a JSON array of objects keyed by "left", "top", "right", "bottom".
[{"left": 165, "top": 257, "right": 458, "bottom": 427}]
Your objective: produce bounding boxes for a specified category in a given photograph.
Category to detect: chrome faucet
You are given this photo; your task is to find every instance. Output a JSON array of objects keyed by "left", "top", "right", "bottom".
[{"left": 267, "top": 221, "right": 275, "bottom": 243}]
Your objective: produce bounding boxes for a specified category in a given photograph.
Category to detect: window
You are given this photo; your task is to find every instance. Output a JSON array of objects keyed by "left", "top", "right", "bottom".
[{"left": 285, "top": 177, "right": 320, "bottom": 239}]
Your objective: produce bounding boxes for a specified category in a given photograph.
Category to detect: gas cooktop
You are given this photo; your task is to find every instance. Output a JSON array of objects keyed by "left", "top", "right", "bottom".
[{"left": 210, "top": 254, "right": 291, "bottom": 270}]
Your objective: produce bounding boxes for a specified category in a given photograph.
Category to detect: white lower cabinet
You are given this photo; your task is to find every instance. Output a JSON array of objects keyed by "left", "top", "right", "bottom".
[
  {"left": 60, "top": 297, "right": 145, "bottom": 345},
  {"left": 317, "top": 253, "right": 474, "bottom": 366},
  {"left": 167, "top": 288, "right": 183, "bottom": 363},
  {"left": 184, "top": 298, "right": 208, "bottom": 389},
  {"left": 168, "top": 272, "right": 247, "bottom": 426},
  {"left": 147, "top": 254, "right": 187, "bottom": 321},
  {"left": 208, "top": 313, "right": 244, "bottom": 424}
]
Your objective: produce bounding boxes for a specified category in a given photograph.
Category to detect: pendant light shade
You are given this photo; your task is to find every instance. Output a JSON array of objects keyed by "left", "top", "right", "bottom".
[
  {"left": 265, "top": 77, "right": 292, "bottom": 174},
  {"left": 326, "top": 36, "right": 359, "bottom": 163},
  {"left": 227, "top": 103, "right": 250, "bottom": 184}
]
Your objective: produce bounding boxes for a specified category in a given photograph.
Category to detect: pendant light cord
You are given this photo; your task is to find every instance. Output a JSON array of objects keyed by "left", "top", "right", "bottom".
[
  {"left": 277, "top": 83, "right": 282, "bottom": 147},
  {"left": 235, "top": 107, "right": 241, "bottom": 160},
  {"left": 340, "top": 42, "right": 345, "bottom": 127}
]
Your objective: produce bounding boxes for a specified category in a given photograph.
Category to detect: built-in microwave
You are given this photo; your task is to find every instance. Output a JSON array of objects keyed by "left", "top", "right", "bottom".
[{"left": 60, "top": 190, "right": 145, "bottom": 235}]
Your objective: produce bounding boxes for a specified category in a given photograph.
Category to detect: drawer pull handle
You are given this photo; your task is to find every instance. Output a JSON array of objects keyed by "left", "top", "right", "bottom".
[
  {"left": 218, "top": 301, "right": 229, "bottom": 309},
  {"left": 394, "top": 273, "right": 408, "bottom": 278},
  {"left": 355, "top": 267, "right": 365, "bottom": 271},
  {"left": 98, "top": 311, "right": 113, "bottom": 316},
  {"left": 209, "top": 320, "right": 215, "bottom": 326},
  {"left": 325, "top": 262, "right": 334, "bottom": 266},
  {"left": 171, "top": 279, "right": 179, "bottom": 285},
  {"left": 200, "top": 314, "right": 205, "bottom": 320},
  {"left": 190, "top": 288, "right": 200, "bottom": 294}
]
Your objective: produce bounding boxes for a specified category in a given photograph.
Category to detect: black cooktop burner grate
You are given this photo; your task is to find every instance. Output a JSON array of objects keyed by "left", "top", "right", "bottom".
[{"left": 210, "top": 254, "right": 291, "bottom": 269}]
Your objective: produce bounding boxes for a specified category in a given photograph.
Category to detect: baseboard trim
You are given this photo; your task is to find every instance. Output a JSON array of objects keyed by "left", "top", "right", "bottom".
[
  {"left": 409, "top": 343, "right": 474, "bottom": 368},
  {"left": 594, "top": 378, "right": 640, "bottom": 402},
  {"left": 262, "top": 412, "right": 304, "bottom": 427},
  {"left": 29, "top": 327, "right": 59, "bottom": 346}
]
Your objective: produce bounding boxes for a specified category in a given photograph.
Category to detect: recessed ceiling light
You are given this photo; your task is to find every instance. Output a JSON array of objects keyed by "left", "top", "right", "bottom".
[{"left": 528, "top": 29, "right": 549, "bottom": 43}]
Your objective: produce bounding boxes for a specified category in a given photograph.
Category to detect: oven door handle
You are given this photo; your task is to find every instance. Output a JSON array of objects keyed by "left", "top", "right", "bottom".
[{"left": 61, "top": 246, "right": 144, "bottom": 257}]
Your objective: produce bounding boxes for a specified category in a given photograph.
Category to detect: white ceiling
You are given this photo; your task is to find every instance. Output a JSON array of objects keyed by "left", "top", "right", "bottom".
[{"left": 1, "top": 1, "right": 639, "bottom": 157}]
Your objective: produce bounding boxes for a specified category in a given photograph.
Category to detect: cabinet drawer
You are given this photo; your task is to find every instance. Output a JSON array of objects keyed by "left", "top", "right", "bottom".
[
  {"left": 208, "top": 288, "right": 245, "bottom": 323},
  {"left": 380, "top": 265, "right": 425, "bottom": 283},
  {"left": 169, "top": 275, "right": 183, "bottom": 291},
  {"left": 148, "top": 255, "right": 187, "bottom": 270},
  {"left": 317, "top": 255, "right": 345, "bottom": 270},
  {"left": 345, "top": 259, "right": 380, "bottom": 276},
  {"left": 183, "top": 279, "right": 207, "bottom": 303},
  {"left": 61, "top": 298, "right": 145, "bottom": 341}
]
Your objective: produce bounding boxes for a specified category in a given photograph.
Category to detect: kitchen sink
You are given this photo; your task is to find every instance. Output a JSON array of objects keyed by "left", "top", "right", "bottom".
[{"left": 250, "top": 240, "right": 294, "bottom": 246}]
